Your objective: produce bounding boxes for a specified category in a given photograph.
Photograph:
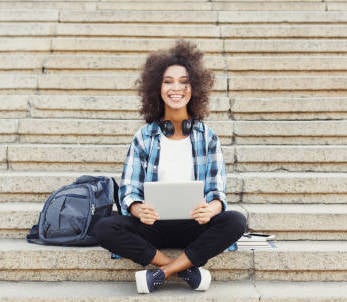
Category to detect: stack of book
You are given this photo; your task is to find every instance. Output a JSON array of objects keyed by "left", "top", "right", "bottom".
[{"left": 236, "top": 233, "right": 276, "bottom": 250}]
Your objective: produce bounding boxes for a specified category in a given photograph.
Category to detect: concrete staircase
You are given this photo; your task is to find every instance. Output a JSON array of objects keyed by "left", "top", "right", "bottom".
[{"left": 0, "top": 0, "right": 347, "bottom": 300}]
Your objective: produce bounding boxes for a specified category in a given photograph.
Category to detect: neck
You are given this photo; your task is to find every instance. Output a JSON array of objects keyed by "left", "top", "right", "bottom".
[
  {"left": 163, "top": 110, "right": 190, "bottom": 140},
  {"left": 163, "top": 107, "right": 189, "bottom": 122}
]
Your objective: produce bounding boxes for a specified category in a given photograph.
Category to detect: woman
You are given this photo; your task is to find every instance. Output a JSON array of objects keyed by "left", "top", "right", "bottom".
[{"left": 93, "top": 40, "right": 247, "bottom": 294}]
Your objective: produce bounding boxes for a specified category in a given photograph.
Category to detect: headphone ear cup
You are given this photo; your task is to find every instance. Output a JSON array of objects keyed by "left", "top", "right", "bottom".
[
  {"left": 159, "top": 120, "right": 175, "bottom": 137},
  {"left": 182, "top": 119, "right": 193, "bottom": 136}
]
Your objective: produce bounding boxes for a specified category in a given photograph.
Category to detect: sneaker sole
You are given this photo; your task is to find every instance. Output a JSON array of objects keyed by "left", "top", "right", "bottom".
[
  {"left": 135, "top": 270, "right": 150, "bottom": 294},
  {"left": 195, "top": 268, "right": 211, "bottom": 291}
]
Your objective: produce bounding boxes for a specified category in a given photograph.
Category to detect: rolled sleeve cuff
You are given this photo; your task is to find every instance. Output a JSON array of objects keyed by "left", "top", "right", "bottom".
[
  {"left": 205, "top": 191, "right": 227, "bottom": 212},
  {"left": 122, "top": 195, "right": 144, "bottom": 216}
]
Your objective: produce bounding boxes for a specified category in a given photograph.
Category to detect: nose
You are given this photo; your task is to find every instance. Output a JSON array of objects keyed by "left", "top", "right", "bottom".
[{"left": 171, "top": 82, "right": 185, "bottom": 91}]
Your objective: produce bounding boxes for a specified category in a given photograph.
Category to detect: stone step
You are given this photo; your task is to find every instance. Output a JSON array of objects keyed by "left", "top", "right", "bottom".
[
  {"left": 2, "top": 95, "right": 347, "bottom": 121},
  {"left": 2, "top": 93, "right": 347, "bottom": 120},
  {"left": 0, "top": 9, "right": 218, "bottom": 23},
  {"left": 0, "top": 95, "right": 229, "bottom": 120},
  {"left": 3, "top": 118, "right": 347, "bottom": 145},
  {"left": 0, "top": 73, "right": 227, "bottom": 92},
  {"left": 228, "top": 75, "right": 347, "bottom": 91},
  {"left": 224, "top": 39, "right": 347, "bottom": 53},
  {"left": 4, "top": 73, "right": 347, "bottom": 93},
  {"left": 3, "top": 54, "right": 347, "bottom": 73},
  {"left": 2, "top": 144, "right": 347, "bottom": 173},
  {"left": 0, "top": 202, "right": 345, "bottom": 240},
  {"left": 0, "top": 23, "right": 222, "bottom": 38},
  {"left": 218, "top": 10, "right": 347, "bottom": 23},
  {"left": 0, "top": 280, "right": 346, "bottom": 302},
  {"left": 232, "top": 172, "right": 347, "bottom": 204},
  {"left": 55, "top": 10, "right": 347, "bottom": 24},
  {"left": 234, "top": 145, "right": 347, "bottom": 172},
  {"left": 0, "top": 1, "right": 327, "bottom": 11},
  {"left": 233, "top": 120, "right": 347, "bottom": 145},
  {"left": 0, "top": 239, "right": 345, "bottom": 282},
  {"left": 4, "top": 23, "right": 347, "bottom": 38},
  {"left": 232, "top": 96, "right": 347, "bottom": 120},
  {"left": 0, "top": 37, "right": 224, "bottom": 53},
  {"left": 5, "top": 37, "right": 347, "bottom": 54},
  {"left": 1, "top": 166, "right": 345, "bottom": 209},
  {"left": 242, "top": 203, "right": 347, "bottom": 240},
  {"left": 0, "top": 118, "right": 232, "bottom": 144},
  {"left": 0, "top": 54, "right": 225, "bottom": 72},
  {"left": 0, "top": 171, "right": 346, "bottom": 204}
]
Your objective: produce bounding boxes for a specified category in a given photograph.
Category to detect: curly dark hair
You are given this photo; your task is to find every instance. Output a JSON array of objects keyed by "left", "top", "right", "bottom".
[{"left": 138, "top": 40, "right": 214, "bottom": 123}]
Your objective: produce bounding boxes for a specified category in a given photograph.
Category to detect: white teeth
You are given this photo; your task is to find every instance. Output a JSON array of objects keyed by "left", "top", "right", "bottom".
[{"left": 169, "top": 95, "right": 184, "bottom": 101}]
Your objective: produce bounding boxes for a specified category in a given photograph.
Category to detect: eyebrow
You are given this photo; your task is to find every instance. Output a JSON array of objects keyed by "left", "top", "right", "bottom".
[{"left": 163, "top": 76, "right": 189, "bottom": 79}]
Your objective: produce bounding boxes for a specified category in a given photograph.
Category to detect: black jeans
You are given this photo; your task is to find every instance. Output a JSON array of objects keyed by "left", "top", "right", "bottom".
[{"left": 93, "top": 211, "right": 247, "bottom": 267}]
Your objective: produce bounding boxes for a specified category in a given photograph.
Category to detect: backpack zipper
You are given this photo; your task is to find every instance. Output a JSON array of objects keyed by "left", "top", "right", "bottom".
[{"left": 91, "top": 204, "right": 96, "bottom": 215}]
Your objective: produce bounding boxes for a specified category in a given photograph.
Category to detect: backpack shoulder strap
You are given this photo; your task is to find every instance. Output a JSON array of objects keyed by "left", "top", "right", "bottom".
[{"left": 111, "top": 177, "right": 121, "bottom": 214}]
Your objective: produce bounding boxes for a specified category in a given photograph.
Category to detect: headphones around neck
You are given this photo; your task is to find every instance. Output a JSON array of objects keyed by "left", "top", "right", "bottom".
[{"left": 159, "top": 119, "right": 193, "bottom": 137}]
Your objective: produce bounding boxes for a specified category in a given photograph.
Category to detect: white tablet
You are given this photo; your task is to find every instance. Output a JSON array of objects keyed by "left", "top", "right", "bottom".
[{"left": 143, "top": 181, "right": 204, "bottom": 220}]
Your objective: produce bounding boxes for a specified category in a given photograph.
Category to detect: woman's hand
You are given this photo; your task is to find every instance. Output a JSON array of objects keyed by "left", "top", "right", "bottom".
[
  {"left": 130, "top": 202, "right": 159, "bottom": 225},
  {"left": 191, "top": 200, "right": 222, "bottom": 225}
]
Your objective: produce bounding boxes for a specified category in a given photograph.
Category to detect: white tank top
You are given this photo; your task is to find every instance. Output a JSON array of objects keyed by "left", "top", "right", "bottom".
[{"left": 158, "top": 134, "right": 194, "bottom": 182}]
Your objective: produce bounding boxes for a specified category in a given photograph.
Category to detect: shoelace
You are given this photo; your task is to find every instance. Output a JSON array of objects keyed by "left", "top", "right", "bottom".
[{"left": 152, "top": 271, "right": 164, "bottom": 287}]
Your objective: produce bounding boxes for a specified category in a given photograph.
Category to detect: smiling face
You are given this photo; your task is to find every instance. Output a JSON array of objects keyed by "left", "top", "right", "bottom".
[{"left": 161, "top": 65, "right": 192, "bottom": 115}]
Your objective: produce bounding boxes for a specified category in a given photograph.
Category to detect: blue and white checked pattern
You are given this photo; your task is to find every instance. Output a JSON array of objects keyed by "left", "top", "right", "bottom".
[{"left": 118, "top": 121, "right": 227, "bottom": 215}]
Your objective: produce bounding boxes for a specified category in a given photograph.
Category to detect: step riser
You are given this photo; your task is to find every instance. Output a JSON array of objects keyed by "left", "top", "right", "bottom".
[
  {"left": 5, "top": 120, "right": 347, "bottom": 145},
  {"left": 2, "top": 231, "right": 346, "bottom": 241},
  {"left": 2, "top": 192, "right": 347, "bottom": 204},
  {"left": 3, "top": 145, "right": 347, "bottom": 173},
  {"left": 0, "top": 280, "right": 346, "bottom": 302},
  {"left": 3, "top": 55, "right": 347, "bottom": 72},
  {"left": 5, "top": 24, "right": 347, "bottom": 39},
  {"left": 4, "top": 134, "right": 347, "bottom": 146},
  {"left": 2, "top": 95, "right": 347, "bottom": 121},
  {"left": 2, "top": 173, "right": 347, "bottom": 195},
  {"left": 0, "top": 2, "right": 327, "bottom": 11},
  {"left": 1, "top": 173, "right": 347, "bottom": 204},
  {"left": 5, "top": 75, "right": 347, "bottom": 92},
  {"left": 5, "top": 10, "right": 347, "bottom": 24},
  {"left": 1, "top": 203, "right": 345, "bottom": 240},
  {"left": 6, "top": 163, "right": 347, "bottom": 174},
  {"left": 5, "top": 37, "right": 347, "bottom": 53},
  {"left": 1, "top": 270, "right": 344, "bottom": 282},
  {"left": 0, "top": 242, "right": 345, "bottom": 282}
]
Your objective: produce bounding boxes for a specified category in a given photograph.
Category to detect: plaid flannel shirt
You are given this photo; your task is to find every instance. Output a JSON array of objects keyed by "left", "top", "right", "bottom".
[{"left": 118, "top": 120, "right": 227, "bottom": 215}]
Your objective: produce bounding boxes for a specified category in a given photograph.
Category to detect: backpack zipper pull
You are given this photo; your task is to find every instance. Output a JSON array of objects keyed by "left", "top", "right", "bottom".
[{"left": 91, "top": 204, "right": 96, "bottom": 215}]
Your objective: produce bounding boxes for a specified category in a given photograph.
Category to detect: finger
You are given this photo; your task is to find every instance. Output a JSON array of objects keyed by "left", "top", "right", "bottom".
[
  {"left": 193, "top": 202, "right": 208, "bottom": 212},
  {"left": 192, "top": 208, "right": 207, "bottom": 217},
  {"left": 144, "top": 214, "right": 160, "bottom": 221},
  {"left": 143, "top": 208, "right": 159, "bottom": 217},
  {"left": 141, "top": 204, "right": 156, "bottom": 212},
  {"left": 197, "top": 217, "right": 210, "bottom": 225},
  {"left": 192, "top": 212, "right": 206, "bottom": 221},
  {"left": 141, "top": 206, "right": 158, "bottom": 215},
  {"left": 140, "top": 215, "right": 159, "bottom": 224},
  {"left": 141, "top": 218, "right": 156, "bottom": 225},
  {"left": 140, "top": 212, "right": 159, "bottom": 221}
]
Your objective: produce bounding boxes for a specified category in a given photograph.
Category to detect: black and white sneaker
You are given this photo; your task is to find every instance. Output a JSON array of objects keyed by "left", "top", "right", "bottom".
[
  {"left": 135, "top": 269, "right": 165, "bottom": 294},
  {"left": 177, "top": 267, "right": 211, "bottom": 291}
]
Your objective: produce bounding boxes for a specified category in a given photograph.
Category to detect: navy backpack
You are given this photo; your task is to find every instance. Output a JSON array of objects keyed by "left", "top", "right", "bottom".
[{"left": 27, "top": 175, "right": 120, "bottom": 246}]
